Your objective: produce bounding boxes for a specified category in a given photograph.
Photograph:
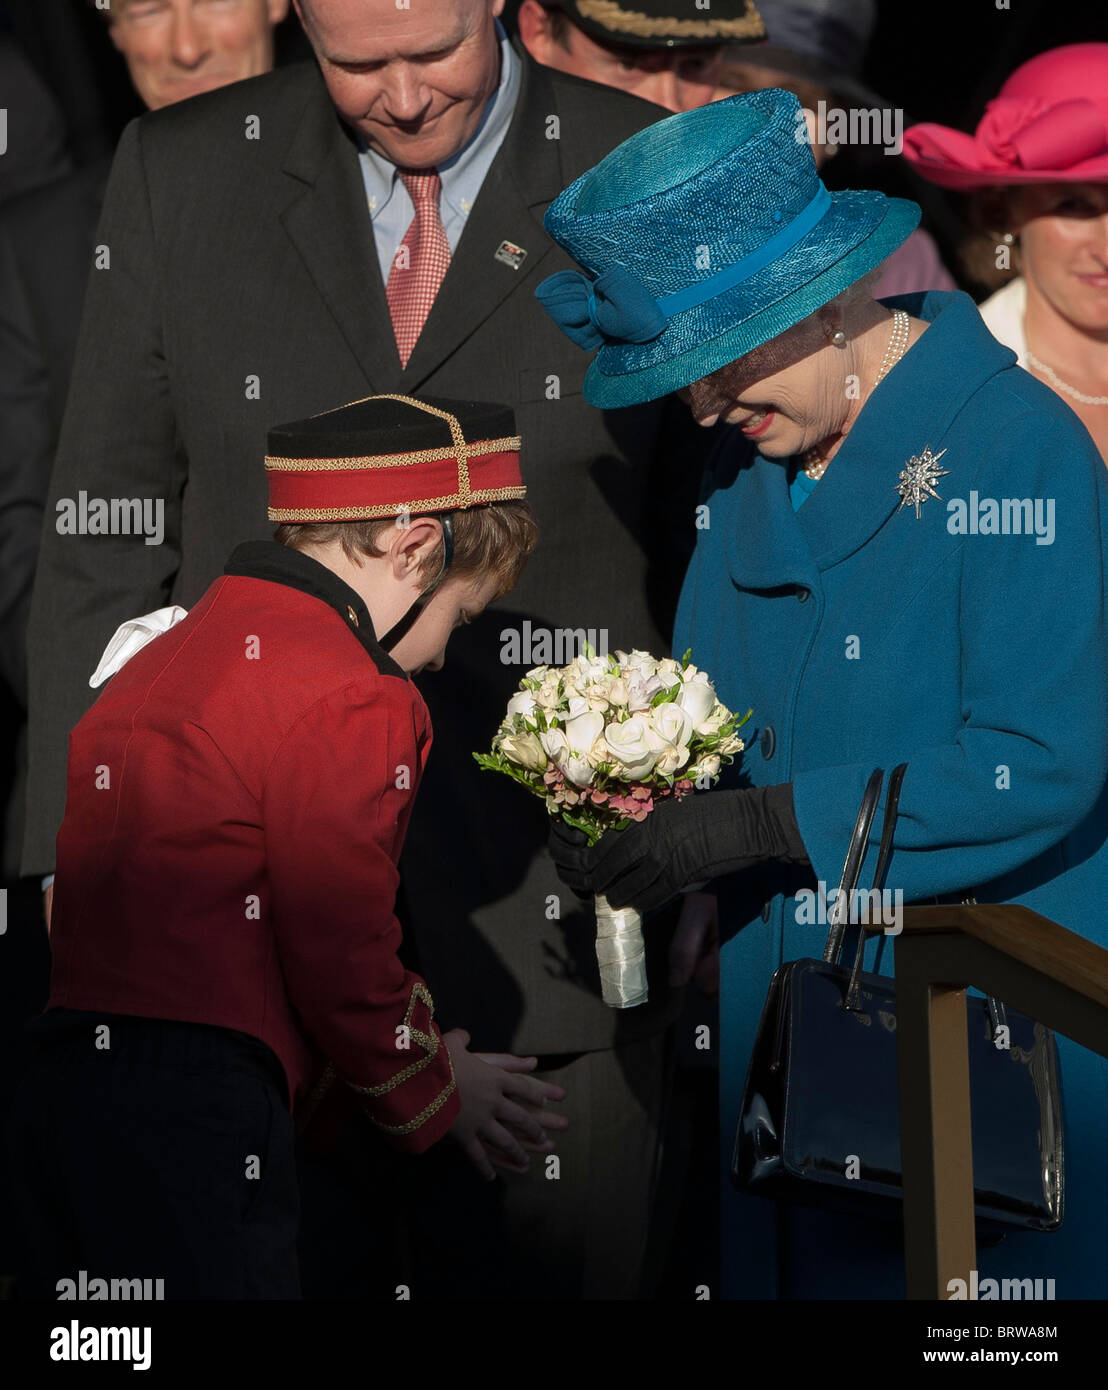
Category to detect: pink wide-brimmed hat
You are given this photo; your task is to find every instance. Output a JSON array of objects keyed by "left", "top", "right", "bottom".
[{"left": 902, "top": 44, "right": 1108, "bottom": 189}]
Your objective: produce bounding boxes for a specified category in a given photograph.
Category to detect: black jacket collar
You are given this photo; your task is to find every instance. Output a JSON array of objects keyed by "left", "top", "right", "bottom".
[{"left": 224, "top": 540, "right": 406, "bottom": 680}]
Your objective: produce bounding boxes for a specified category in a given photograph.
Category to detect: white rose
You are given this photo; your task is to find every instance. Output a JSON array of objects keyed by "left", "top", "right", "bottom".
[
  {"left": 525, "top": 665, "right": 549, "bottom": 683},
  {"left": 655, "top": 657, "right": 683, "bottom": 690},
  {"left": 540, "top": 728, "right": 567, "bottom": 762},
  {"left": 695, "top": 706, "right": 730, "bottom": 736},
  {"left": 617, "top": 649, "right": 658, "bottom": 679},
  {"left": 675, "top": 672, "right": 715, "bottom": 727},
  {"left": 507, "top": 690, "right": 538, "bottom": 721},
  {"left": 541, "top": 727, "right": 596, "bottom": 786},
  {"left": 603, "top": 716, "right": 661, "bottom": 780},
  {"left": 565, "top": 708, "right": 604, "bottom": 756},
  {"left": 718, "top": 734, "right": 746, "bottom": 756},
  {"left": 650, "top": 702, "right": 694, "bottom": 748},
  {"left": 499, "top": 731, "right": 547, "bottom": 772},
  {"left": 688, "top": 753, "right": 721, "bottom": 781},
  {"left": 605, "top": 676, "right": 630, "bottom": 708},
  {"left": 578, "top": 654, "right": 610, "bottom": 683},
  {"left": 654, "top": 743, "right": 691, "bottom": 777},
  {"left": 587, "top": 735, "right": 613, "bottom": 769},
  {"left": 538, "top": 673, "right": 563, "bottom": 709},
  {"left": 562, "top": 755, "right": 596, "bottom": 787}
]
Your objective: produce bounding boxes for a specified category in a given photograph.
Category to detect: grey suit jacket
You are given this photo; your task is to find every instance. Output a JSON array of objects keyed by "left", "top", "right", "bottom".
[{"left": 24, "top": 46, "right": 717, "bottom": 1052}]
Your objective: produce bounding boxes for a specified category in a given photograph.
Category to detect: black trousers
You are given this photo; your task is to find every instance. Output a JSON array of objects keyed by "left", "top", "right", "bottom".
[{"left": 6, "top": 1009, "right": 299, "bottom": 1300}]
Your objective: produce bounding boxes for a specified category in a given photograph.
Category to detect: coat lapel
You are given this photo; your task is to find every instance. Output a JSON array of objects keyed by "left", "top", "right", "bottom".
[
  {"left": 400, "top": 46, "right": 568, "bottom": 388},
  {"left": 714, "top": 441, "right": 819, "bottom": 592},
  {"left": 794, "top": 292, "right": 1014, "bottom": 571},
  {"left": 720, "top": 293, "right": 1014, "bottom": 589},
  {"left": 279, "top": 67, "right": 402, "bottom": 391}
]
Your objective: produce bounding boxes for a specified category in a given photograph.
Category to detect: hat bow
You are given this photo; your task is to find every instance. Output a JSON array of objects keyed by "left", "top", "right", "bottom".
[{"left": 535, "top": 266, "right": 667, "bottom": 351}]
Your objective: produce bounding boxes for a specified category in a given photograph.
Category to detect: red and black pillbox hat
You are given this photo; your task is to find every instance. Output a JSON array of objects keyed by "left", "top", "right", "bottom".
[
  {"left": 264, "top": 393, "right": 527, "bottom": 651},
  {"left": 265, "top": 393, "right": 526, "bottom": 523}
]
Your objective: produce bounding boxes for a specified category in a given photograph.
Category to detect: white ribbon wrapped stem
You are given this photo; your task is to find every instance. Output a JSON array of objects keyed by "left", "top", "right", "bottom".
[{"left": 594, "top": 893, "right": 648, "bottom": 1009}]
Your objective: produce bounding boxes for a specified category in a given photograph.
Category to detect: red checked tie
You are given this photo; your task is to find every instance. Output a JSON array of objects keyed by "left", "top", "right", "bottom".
[{"left": 386, "top": 168, "right": 451, "bottom": 369}]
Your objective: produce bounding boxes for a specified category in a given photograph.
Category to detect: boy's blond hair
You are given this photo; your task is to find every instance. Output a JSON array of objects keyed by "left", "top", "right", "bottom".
[{"left": 274, "top": 501, "right": 538, "bottom": 602}]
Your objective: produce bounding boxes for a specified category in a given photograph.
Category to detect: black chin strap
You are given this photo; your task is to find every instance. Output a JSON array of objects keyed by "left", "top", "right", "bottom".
[{"left": 379, "top": 513, "right": 455, "bottom": 652}]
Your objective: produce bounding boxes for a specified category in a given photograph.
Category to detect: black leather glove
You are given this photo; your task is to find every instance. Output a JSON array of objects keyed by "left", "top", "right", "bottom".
[{"left": 548, "top": 784, "right": 810, "bottom": 913}]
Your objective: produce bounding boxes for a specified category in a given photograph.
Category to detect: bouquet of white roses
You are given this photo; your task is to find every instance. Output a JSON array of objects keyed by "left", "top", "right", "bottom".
[{"left": 474, "top": 649, "right": 749, "bottom": 1008}]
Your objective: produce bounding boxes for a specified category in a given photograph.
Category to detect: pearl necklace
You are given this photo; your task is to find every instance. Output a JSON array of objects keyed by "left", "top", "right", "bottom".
[
  {"left": 801, "top": 309, "right": 912, "bottom": 481},
  {"left": 1025, "top": 349, "right": 1108, "bottom": 407}
]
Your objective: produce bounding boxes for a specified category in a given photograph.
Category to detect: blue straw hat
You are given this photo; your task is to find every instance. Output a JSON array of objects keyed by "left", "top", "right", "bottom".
[{"left": 535, "top": 89, "right": 920, "bottom": 409}]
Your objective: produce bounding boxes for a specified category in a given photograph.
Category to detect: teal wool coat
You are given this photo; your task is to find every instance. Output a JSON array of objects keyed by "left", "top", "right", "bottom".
[{"left": 674, "top": 290, "right": 1108, "bottom": 1299}]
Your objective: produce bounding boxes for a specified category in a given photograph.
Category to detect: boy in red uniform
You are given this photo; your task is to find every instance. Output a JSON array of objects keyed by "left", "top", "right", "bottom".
[{"left": 9, "top": 395, "right": 559, "bottom": 1298}]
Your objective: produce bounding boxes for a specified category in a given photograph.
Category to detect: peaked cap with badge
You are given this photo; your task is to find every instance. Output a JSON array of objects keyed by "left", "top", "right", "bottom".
[{"left": 548, "top": 0, "right": 766, "bottom": 49}]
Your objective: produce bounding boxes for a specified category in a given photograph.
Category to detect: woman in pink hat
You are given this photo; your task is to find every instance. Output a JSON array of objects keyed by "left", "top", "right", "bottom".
[{"left": 904, "top": 44, "right": 1108, "bottom": 462}]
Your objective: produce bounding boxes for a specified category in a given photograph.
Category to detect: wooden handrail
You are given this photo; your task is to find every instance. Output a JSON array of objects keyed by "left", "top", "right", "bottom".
[{"left": 892, "top": 904, "right": 1108, "bottom": 1300}]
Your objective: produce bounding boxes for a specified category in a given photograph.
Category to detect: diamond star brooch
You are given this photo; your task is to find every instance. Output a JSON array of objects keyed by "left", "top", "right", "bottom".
[{"left": 895, "top": 445, "right": 950, "bottom": 519}]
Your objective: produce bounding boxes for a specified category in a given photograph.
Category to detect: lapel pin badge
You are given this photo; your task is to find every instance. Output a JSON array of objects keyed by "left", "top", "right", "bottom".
[
  {"left": 895, "top": 445, "right": 950, "bottom": 519},
  {"left": 494, "top": 239, "right": 527, "bottom": 271}
]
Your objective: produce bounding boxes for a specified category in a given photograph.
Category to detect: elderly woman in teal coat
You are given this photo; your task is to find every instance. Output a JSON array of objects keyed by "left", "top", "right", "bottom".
[{"left": 535, "top": 89, "right": 1108, "bottom": 1299}]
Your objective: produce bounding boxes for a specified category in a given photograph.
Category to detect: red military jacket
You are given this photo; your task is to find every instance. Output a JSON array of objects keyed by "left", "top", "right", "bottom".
[{"left": 48, "top": 540, "right": 459, "bottom": 1153}]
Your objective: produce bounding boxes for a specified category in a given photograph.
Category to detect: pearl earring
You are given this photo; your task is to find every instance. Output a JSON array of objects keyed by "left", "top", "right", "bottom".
[{"left": 827, "top": 328, "right": 846, "bottom": 347}]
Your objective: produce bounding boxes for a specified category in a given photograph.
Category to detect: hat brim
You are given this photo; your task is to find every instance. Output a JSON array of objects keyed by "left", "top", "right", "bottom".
[
  {"left": 900, "top": 157, "right": 1108, "bottom": 190},
  {"left": 565, "top": 2, "right": 765, "bottom": 50},
  {"left": 581, "top": 193, "right": 920, "bottom": 409}
]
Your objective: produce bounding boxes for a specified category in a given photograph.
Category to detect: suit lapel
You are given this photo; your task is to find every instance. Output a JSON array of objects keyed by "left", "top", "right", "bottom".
[
  {"left": 400, "top": 46, "right": 568, "bottom": 388},
  {"left": 279, "top": 67, "right": 403, "bottom": 391}
]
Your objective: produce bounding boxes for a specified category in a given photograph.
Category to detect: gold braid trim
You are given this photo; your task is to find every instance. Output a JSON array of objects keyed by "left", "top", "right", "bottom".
[
  {"left": 268, "top": 485, "right": 526, "bottom": 522},
  {"left": 576, "top": 0, "right": 765, "bottom": 40},
  {"left": 265, "top": 436, "right": 522, "bottom": 472},
  {"left": 343, "top": 982, "right": 446, "bottom": 1099},
  {"left": 292, "top": 394, "right": 489, "bottom": 508},
  {"left": 366, "top": 1074, "right": 457, "bottom": 1136}
]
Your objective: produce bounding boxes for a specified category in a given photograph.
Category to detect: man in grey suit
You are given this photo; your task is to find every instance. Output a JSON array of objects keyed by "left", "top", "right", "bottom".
[{"left": 23, "top": 0, "right": 731, "bottom": 1296}]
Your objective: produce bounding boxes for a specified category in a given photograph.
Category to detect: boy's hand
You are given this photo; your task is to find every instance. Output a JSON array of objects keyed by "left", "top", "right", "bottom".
[{"left": 443, "top": 1029, "right": 568, "bottom": 1182}]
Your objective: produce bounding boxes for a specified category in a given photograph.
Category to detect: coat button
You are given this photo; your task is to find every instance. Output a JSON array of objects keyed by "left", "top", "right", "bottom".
[
  {"left": 760, "top": 724, "right": 775, "bottom": 760},
  {"left": 761, "top": 900, "right": 773, "bottom": 922},
  {"left": 796, "top": 586, "right": 810, "bottom": 603}
]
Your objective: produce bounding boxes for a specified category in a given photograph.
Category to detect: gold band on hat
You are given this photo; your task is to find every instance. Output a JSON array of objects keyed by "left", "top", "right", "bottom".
[
  {"left": 268, "top": 487, "right": 528, "bottom": 523},
  {"left": 265, "top": 394, "right": 526, "bottom": 522},
  {"left": 264, "top": 436, "right": 523, "bottom": 472},
  {"left": 575, "top": 0, "right": 765, "bottom": 41}
]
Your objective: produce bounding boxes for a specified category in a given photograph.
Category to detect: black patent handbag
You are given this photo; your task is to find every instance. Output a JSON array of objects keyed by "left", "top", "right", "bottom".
[{"left": 731, "top": 765, "right": 1065, "bottom": 1232}]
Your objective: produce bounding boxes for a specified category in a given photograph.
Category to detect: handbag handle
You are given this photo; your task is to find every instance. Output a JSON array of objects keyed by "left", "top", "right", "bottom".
[
  {"left": 822, "top": 767, "right": 884, "bottom": 966},
  {"left": 825, "top": 769, "right": 1007, "bottom": 1029},
  {"left": 843, "top": 763, "right": 908, "bottom": 1011}
]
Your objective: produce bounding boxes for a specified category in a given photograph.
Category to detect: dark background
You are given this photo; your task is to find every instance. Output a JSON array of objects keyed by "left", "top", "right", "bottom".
[{"left": 1, "top": 0, "right": 1102, "bottom": 172}]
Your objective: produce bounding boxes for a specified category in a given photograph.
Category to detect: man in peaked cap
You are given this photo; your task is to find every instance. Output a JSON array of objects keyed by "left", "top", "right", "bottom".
[
  {"left": 8, "top": 395, "right": 569, "bottom": 1299},
  {"left": 517, "top": 0, "right": 765, "bottom": 111}
]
